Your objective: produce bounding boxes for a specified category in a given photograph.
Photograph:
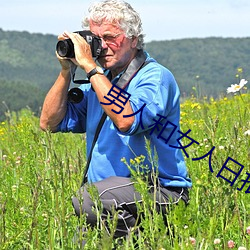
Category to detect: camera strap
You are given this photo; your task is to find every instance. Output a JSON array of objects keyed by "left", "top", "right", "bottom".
[{"left": 81, "top": 50, "right": 150, "bottom": 186}]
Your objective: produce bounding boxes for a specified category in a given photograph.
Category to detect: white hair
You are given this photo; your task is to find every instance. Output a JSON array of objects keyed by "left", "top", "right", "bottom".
[{"left": 82, "top": 0, "right": 145, "bottom": 49}]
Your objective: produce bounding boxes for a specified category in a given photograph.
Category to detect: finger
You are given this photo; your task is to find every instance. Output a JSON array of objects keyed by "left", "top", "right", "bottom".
[
  {"left": 55, "top": 50, "right": 65, "bottom": 59},
  {"left": 65, "top": 31, "right": 86, "bottom": 43},
  {"left": 58, "top": 31, "right": 73, "bottom": 42},
  {"left": 58, "top": 35, "right": 66, "bottom": 41},
  {"left": 55, "top": 51, "right": 79, "bottom": 66},
  {"left": 63, "top": 30, "right": 70, "bottom": 37},
  {"left": 64, "top": 30, "right": 76, "bottom": 40}
]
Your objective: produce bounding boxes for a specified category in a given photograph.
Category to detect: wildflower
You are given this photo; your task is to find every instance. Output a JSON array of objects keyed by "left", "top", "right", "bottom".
[
  {"left": 189, "top": 237, "right": 196, "bottom": 246},
  {"left": 130, "top": 159, "right": 135, "bottom": 165},
  {"left": 135, "top": 157, "right": 140, "bottom": 164},
  {"left": 214, "top": 238, "right": 221, "bottom": 244},
  {"left": 196, "top": 180, "right": 202, "bottom": 185},
  {"left": 246, "top": 226, "right": 250, "bottom": 235},
  {"left": 42, "top": 213, "right": 48, "bottom": 221},
  {"left": 227, "top": 79, "right": 248, "bottom": 93},
  {"left": 218, "top": 145, "right": 224, "bottom": 150},
  {"left": 12, "top": 185, "right": 17, "bottom": 192},
  {"left": 237, "top": 67, "right": 243, "bottom": 73},
  {"left": 191, "top": 103, "right": 201, "bottom": 109},
  {"left": 238, "top": 247, "right": 246, "bottom": 250},
  {"left": 244, "top": 130, "right": 250, "bottom": 136},
  {"left": 228, "top": 240, "right": 235, "bottom": 248},
  {"left": 20, "top": 207, "right": 25, "bottom": 214}
]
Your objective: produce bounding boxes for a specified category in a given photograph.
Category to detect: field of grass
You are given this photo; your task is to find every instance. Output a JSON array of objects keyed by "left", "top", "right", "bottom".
[{"left": 0, "top": 90, "right": 249, "bottom": 249}]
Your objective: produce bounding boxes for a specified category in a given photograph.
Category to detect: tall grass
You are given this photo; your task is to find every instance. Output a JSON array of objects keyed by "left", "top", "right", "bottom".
[{"left": 0, "top": 92, "right": 249, "bottom": 249}]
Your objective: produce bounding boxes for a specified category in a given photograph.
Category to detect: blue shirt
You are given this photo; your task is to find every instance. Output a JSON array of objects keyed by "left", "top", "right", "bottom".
[{"left": 58, "top": 52, "right": 192, "bottom": 188}]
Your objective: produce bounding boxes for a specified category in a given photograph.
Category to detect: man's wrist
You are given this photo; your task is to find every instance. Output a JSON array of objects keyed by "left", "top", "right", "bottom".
[
  {"left": 60, "top": 68, "right": 71, "bottom": 79},
  {"left": 87, "top": 66, "right": 104, "bottom": 80}
]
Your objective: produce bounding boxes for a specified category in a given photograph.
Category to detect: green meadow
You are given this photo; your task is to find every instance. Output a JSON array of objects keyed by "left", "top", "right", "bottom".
[{"left": 0, "top": 85, "right": 249, "bottom": 249}]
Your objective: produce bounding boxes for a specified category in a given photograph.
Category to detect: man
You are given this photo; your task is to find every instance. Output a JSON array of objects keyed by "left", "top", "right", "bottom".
[{"left": 40, "top": 0, "right": 192, "bottom": 242}]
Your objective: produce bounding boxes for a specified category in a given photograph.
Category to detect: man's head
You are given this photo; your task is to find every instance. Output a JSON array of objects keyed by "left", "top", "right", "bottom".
[
  {"left": 83, "top": 0, "right": 144, "bottom": 49},
  {"left": 82, "top": 0, "right": 144, "bottom": 74}
]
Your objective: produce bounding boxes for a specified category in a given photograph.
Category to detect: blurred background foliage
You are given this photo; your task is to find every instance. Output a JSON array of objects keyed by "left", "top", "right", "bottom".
[{"left": 0, "top": 28, "right": 250, "bottom": 121}]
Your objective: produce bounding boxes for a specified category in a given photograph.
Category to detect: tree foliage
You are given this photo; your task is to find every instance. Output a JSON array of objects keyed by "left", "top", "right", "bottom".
[
  {"left": 0, "top": 28, "right": 249, "bottom": 120},
  {"left": 0, "top": 79, "right": 46, "bottom": 121},
  {"left": 0, "top": 28, "right": 60, "bottom": 90},
  {"left": 145, "top": 37, "right": 250, "bottom": 98}
]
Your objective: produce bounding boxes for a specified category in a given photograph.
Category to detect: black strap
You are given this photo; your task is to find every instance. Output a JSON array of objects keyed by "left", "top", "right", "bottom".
[
  {"left": 81, "top": 50, "right": 149, "bottom": 185},
  {"left": 81, "top": 112, "right": 107, "bottom": 185}
]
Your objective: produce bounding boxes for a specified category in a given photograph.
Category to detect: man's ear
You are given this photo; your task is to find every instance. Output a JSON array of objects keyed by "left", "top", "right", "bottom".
[{"left": 131, "top": 36, "right": 139, "bottom": 48}]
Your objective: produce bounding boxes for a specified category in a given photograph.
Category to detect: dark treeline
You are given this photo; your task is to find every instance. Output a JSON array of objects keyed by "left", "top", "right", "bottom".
[{"left": 0, "top": 28, "right": 249, "bottom": 121}]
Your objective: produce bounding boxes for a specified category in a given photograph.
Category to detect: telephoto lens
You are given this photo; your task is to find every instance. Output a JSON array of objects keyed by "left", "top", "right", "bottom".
[
  {"left": 56, "top": 31, "right": 102, "bottom": 59},
  {"left": 56, "top": 39, "right": 75, "bottom": 58}
]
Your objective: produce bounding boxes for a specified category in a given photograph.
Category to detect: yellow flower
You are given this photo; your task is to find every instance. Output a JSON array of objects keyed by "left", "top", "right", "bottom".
[
  {"left": 135, "top": 157, "right": 141, "bottom": 164},
  {"left": 180, "top": 111, "right": 187, "bottom": 116},
  {"left": 130, "top": 159, "right": 135, "bottom": 165},
  {"left": 191, "top": 103, "right": 201, "bottom": 109},
  {"left": 237, "top": 67, "right": 243, "bottom": 73}
]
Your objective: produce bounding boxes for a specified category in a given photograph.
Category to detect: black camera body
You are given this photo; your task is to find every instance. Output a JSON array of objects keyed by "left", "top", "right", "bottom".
[{"left": 56, "top": 30, "right": 102, "bottom": 58}]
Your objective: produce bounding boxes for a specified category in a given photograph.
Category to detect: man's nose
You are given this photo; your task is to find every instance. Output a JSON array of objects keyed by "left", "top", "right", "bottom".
[{"left": 101, "top": 38, "right": 108, "bottom": 49}]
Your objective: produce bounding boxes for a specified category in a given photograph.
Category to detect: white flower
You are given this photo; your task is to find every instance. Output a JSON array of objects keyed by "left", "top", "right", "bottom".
[
  {"left": 227, "top": 79, "right": 248, "bottom": 93},
  {"left": 20, "top": 207, "right": 25, "bottom": 214},
  {"left": 218, "top": 145, "right": 224, "bottom": 150},
  {"left": 189, "top": 237, "right": 196, "bottom": 245},
  {"left": 244, "top": 130, "right": 250, "bottom": 136},
  {"left": 214, "top": 238, "right": 221, "bottom": 244},
  {"left": 238, "top": 247, "right": 246, "bottom": 250}
]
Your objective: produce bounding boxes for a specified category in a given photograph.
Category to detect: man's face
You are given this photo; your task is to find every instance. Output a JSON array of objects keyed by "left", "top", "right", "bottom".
[{"left": 89, "top": 20, "right": 138, "bottom": 73}]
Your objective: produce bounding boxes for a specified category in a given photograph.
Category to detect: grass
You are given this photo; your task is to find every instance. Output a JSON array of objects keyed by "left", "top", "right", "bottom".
[{"left": 0, "top": 91, "right": 249, "bottom": 249}]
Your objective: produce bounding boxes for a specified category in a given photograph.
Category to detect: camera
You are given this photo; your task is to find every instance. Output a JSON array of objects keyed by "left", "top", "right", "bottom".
[{"left": 56, "top": 30, "right": 102, "bottom": 58}]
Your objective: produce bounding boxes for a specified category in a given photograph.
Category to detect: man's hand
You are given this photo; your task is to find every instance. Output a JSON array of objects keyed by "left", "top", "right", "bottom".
[
  {"left": 62, "top": 31, "right": 96, "bottom": 73},
  {"left": 56, "top": 33, "right": 79, "bottom": 71}
]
